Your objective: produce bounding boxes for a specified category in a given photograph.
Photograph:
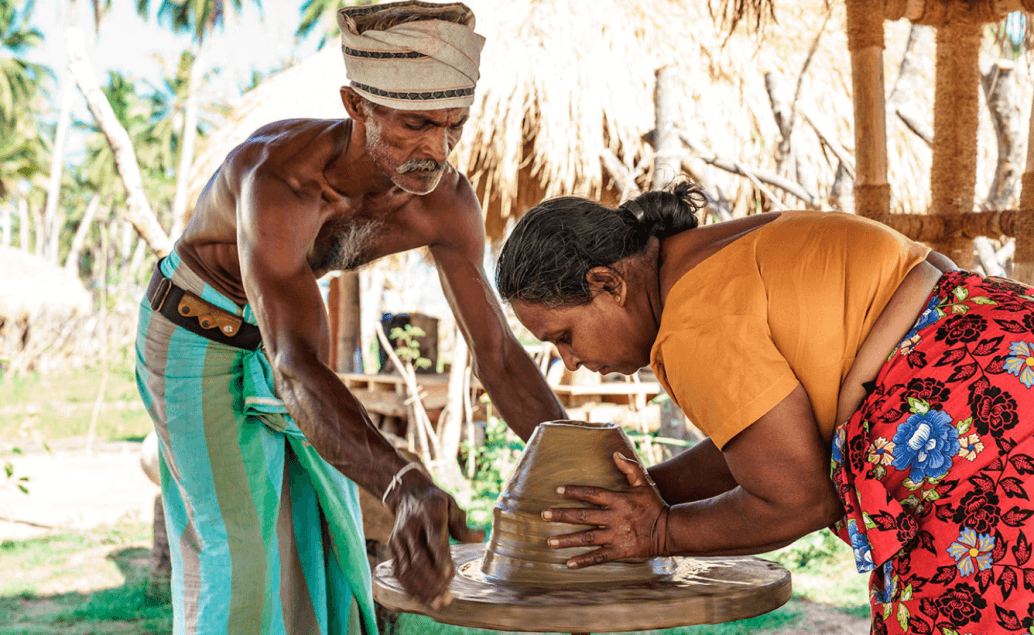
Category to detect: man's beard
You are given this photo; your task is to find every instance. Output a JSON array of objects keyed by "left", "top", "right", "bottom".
[{"left": 366, "top": 119, "right": 446, "bottom": 195}]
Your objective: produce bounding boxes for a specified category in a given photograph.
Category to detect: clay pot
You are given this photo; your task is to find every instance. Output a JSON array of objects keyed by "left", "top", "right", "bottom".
[{"left": 480, "top": 420, "right": 675, "bottom": 586}]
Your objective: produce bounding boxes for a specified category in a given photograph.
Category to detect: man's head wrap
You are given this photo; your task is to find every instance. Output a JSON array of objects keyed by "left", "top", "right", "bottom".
[{"left": 338, "top": 1, "right": 486, "bottom": 111}]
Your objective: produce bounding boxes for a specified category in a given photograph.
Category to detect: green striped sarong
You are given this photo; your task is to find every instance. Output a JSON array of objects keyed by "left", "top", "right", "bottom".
[{"left": 135, "top": 251, "right": 377, "bottom": 635}]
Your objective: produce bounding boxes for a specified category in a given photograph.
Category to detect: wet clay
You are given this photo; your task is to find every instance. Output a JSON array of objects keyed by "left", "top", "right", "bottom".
[
  {"left": 481, "top": 420, "right": 676, "bottom": 586},
  {"left": 371, "top": 420, "right": 793, "bottom": 632}
]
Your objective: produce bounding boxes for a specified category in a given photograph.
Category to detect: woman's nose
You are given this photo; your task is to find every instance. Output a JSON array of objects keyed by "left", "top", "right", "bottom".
[{"left": 558, "top": 347, "right": 580, "bottom": 371}]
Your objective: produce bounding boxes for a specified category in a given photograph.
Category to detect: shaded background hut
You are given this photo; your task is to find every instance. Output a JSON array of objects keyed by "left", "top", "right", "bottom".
[
  {"left": 191, "top": 0, "right": 1031, "bottom": 237},
  {"left": 185, "top": 0, "right": 1031, "bottom": 372}
]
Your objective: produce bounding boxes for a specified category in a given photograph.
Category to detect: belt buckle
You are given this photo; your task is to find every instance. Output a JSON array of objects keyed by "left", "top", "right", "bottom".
[{"left": 150, "top": 277, "right": 173, "bottom": 312}]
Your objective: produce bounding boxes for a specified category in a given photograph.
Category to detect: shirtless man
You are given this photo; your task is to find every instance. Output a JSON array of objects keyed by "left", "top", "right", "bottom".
[{"left": 135, "top": 3, "right": 565, "bottom": 633}]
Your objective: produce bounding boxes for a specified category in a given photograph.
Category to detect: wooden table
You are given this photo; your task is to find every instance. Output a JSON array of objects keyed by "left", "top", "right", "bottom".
[
  {"left": 339, "top": 372, "right": 451, "bottom": 419},
  {"left": 552, "top": 381, "right": 663, "bottom": 408}
]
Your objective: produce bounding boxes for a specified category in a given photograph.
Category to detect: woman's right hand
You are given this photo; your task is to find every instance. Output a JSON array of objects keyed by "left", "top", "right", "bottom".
[{"left": 541, "top": 452, "right": 671, "bottom": 568}]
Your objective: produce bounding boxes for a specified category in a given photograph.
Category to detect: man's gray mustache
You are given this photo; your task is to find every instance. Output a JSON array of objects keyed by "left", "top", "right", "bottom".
[{"left": 398, "top": 159, "right": 446, "bottom": 174}]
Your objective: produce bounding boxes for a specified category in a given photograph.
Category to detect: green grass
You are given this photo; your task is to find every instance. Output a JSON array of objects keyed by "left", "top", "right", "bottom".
[
  {"left": 0, "top": 523, "right": 170, "bottom": 635},
  {"left": 0, "top": 355, "right": 153, "bottom": 448},
  {"left": 764, "top": 531, "right": 869, "bottom": 610}
]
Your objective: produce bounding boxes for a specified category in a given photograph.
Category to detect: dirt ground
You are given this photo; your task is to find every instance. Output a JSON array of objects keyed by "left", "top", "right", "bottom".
[
  {"left": 1, "top": 444, "right": 871, "bottom": 635},
  {"left": 0, "top": 441, "right": 160, "bottom": 542}
]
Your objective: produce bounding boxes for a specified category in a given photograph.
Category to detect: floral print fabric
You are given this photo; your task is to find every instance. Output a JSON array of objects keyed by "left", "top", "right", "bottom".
[{"left": 830, "top": 271, "right": 1034, "bottom": 634}]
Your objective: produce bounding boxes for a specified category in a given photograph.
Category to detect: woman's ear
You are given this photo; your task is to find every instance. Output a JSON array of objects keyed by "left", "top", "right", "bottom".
[{"left": 586, "top": 267, "right": 627, "bottom": 306}]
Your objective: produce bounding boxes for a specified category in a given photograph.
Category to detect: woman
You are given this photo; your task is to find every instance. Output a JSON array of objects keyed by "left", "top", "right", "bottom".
[{"left": 495, "top": 181, "right": 1034, "bottom": 634}]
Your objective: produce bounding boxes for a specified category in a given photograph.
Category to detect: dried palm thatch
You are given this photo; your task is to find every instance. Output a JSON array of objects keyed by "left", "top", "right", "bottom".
[{"left": 187, "top": 0, "right": 1028, "bottom": 240}]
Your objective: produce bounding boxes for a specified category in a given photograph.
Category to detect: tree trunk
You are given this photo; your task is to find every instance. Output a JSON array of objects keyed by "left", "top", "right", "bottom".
[
  {"left": 437, "top": 326, "right": 469, "bottom": 488},
  {"left": 1, "top": 204, "right": 10, "bottom": 247},
  {"left": 67, "top": 26, "right": 172, "bottom": 257},
  {"left": 64, "top": 193, "right": 102, "bottom": 272},
  {"left": 980, "top": 58, "right": 1024, "bottom": 211},
  {"left": 360, "top": 265, "right": 387, "bottom": 372},
  {"left": 42, "top": 82, "right": 75, "bottom": 264},
  {"left": 147, "top": 494, "right": 172, "bottom": 600},
  {"left": 888, "top": 25, "right": 934, "bottom": 147},
  {"left": 17, "top": 197, "right": 28, "bottom": 251},
  {"left": 32, "top": 203, "right": 43, "bottom": 257},
  {"left": 652, "top": 66, "right": 682, "bottom": 190},
  {"left": 169, "top": 45, "right": 204, "bottom": 240}
]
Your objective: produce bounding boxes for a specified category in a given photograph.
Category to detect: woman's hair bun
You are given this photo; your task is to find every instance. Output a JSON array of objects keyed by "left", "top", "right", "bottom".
[{"left": 627, "top": 179, "right": 704, "bottom": 238}]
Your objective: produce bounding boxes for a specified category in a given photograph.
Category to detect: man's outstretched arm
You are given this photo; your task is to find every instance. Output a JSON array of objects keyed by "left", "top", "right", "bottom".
[
  {"left": 237, "top": 165, "right": 478, "bottom": 607},
  {"left": 429, "top": 179, "right": 566, "bottom": 442}
]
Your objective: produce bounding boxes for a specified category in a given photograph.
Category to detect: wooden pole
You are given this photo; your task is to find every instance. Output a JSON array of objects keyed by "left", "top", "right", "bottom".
[
  {"left": 929, "top": 16, "right": 982, "bottom": 269},
  {"left": 652, "top": 66, "right": 682, "bottom": 191},
  {"left": 327, "top": 272, "right": 362, "bottom": 372},
  {"left": 1016, "top": 88, "right": 1034, "bottom": 284},
  {"left": 845, "top": 0, "right": 889, "bottom": 219}
]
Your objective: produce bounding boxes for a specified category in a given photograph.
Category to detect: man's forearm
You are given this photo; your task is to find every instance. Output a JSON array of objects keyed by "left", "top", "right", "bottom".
[
  {"left": 477, "top": 345, "right": 566, "bottom": 442},
  {"left": 274, "top": 357, "right": 419, "bottom": 503}
]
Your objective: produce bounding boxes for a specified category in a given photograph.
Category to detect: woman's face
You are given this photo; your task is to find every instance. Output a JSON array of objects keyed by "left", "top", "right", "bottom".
[{"left": 512, "top": 293, "right": 656, "bottom": 376}]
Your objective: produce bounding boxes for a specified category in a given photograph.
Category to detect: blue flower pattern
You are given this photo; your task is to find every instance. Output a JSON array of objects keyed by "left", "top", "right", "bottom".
[
  {"left": 898, "top": 296, "right": 941, "bottom": 346},
  {"left": 847, "top": 518, "right": 874, "bottom": 572},
  {"left": 890, "top": 409, "right": 959, "bottom": 482}
]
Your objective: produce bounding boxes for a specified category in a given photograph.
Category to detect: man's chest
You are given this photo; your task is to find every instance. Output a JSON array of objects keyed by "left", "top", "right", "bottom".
[{"left": 308, "top": 213, "right": 431, "bottom": 275}]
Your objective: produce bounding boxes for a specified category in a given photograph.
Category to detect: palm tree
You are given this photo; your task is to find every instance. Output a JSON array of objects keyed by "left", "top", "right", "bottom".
[
  {"left": 135, "top": 0, "right": 261, "bottom": 239},
  {"left": 40, "top": 0, "right": 111, "bottom": 264},
  {"left": 295, "top": 0, "right": 372, "bottom": 49},
  {"left": 0, "top": 0, "right": 49, "bottom": 250},
  {"left": 0, "top": 0, "right": 48, "bottom": 126}
]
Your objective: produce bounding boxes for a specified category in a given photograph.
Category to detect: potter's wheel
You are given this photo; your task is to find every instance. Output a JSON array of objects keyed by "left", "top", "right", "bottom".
[{"left": 372, "top": 542, "right": 792, "bottom": 633}]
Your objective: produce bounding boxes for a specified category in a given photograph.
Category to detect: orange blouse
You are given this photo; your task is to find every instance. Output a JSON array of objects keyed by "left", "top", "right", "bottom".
[{"left": 650, "top": 211, "right": 931, "bottom": 449}]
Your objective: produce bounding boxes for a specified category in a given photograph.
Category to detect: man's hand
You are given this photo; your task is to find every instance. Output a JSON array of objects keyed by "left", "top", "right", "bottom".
[
  {"left": 541, "top": 452, "right": 670, "bottom": 569},
  {"left": 388, "top": 479, "right": 484, "bottom": 608}
]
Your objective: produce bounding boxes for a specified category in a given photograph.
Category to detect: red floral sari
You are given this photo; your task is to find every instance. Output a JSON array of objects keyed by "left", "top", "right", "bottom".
[{"left": 830, "top": 271, "right": 1034, "bottom": 634}]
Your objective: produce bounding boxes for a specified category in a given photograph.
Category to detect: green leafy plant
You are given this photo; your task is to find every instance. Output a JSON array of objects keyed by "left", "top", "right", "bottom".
[
  {"left": 389, "top": 325, "right": 432, "bottom": 371},
  {"left": 3, "top": 447, "right": 29, "bottom": 495}
]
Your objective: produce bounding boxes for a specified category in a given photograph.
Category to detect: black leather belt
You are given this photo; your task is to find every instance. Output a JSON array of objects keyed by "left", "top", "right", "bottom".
[{"left": 145, "top": 263, "right": 263, "bottom": 351}]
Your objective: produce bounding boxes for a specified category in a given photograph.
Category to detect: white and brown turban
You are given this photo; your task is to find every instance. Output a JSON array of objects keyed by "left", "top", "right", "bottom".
[{"left": 337, "top": 1, "right": 486, "bottom": 111}]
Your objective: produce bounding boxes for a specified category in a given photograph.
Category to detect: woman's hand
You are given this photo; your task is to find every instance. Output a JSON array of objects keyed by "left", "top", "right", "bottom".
[{"left": 541, "top": 452, "right": 670, "bottom": 569}]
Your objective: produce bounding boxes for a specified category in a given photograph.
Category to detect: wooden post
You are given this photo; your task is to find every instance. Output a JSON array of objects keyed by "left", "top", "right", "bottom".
[
  {"left": 1016, "top": 87, "right": 1034, "bottom": 284},
  {"left": 845, "top": 0, "right": 889, "bottom": 219},
  {"left": 653, "top": 66, "right": 682, "bottom": 191},
  {"left": 327, "top": 272, "right": 362, "bottom": 373},
  {"left": 929, "top": 17, "right": 982, "bottom": 269}
]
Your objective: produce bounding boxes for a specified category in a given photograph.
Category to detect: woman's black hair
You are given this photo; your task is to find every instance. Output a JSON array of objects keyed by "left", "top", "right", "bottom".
[{"left": 496, "top": 180, "right": 706, "bottom": 307}]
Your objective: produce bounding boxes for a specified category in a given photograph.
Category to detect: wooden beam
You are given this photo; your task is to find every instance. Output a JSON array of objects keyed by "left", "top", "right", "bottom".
[
  {"left": 929, "top": 18, "right": 982, "bottom": 268},
  {"left": 872, "top": 209, "right": 1033, "bottom": 242},
  {"left": 845, "top": 0, "right": 889, "bottom": 219}
]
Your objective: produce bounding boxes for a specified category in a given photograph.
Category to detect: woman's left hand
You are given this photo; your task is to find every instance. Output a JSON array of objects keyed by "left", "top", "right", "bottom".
[{"left": 541, "top": 452, "right": 670, "bottom": 569}]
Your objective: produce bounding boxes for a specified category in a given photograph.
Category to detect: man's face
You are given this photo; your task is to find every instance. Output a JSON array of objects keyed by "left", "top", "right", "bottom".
[{"left": 364, "top": 104, "right": 470, "bottom": 195}]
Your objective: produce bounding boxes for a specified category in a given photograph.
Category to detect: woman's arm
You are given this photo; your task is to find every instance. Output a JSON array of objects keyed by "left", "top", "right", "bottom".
[
  {"left": 544, "top": 384, "right": 843, "bottom": 564},
  {"left": 647, "top": 439, "right": 737, "bottom": 504},
  {"left": 926, "top": 249, "right": 958, "bottom": 273}
]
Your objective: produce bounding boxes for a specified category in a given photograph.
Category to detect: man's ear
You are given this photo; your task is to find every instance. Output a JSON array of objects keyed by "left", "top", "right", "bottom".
[
  {"left": 586, "top": 267, "right": 627, "bottom": 306},
  {"left": 340, "top": 86, "right": 367, "bottom": 122}
]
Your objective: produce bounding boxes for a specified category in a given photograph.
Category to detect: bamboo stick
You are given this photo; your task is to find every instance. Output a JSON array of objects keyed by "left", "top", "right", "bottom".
[
  {"left": 846, "top": 0, "right": 889, "bottom": 219},
  {"left": 1015, "top": 88, "right": 1034, "bottom": 284},
  {"left": 929, "top": 18, "right": 981, "bottom": 268}
]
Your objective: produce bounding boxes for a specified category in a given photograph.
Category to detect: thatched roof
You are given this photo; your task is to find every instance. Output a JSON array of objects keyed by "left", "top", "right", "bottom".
[
  {"left": 189, "top": 0, "right": 1029, "bottom": 240},
  {"left": 0, "top": 248, "right": 91, "bottom": 317}
]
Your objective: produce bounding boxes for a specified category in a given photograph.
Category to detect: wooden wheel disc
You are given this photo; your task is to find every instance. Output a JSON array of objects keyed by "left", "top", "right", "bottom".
[{"left": 372, "top": 543, "right": 792, "bottom": 633}]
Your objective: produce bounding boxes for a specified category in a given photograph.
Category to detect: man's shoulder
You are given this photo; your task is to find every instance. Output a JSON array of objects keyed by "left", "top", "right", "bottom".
[
  {"left": 226, "top": 118, "right": 351, "bottom": 178},
  {"left": 418, "top": 166, "right": 477, "bottom": 213}
]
